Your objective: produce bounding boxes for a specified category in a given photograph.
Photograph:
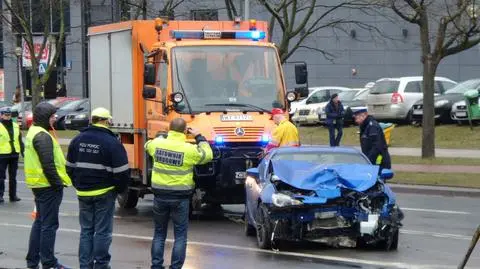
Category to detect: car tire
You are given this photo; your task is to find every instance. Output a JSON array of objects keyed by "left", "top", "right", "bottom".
[
  {"left": 255, "top": 203, "right": 272, "bottom": 249},
  {"left": 244, "top": 205, "right": 256, "bottom": 236},
  {"left": 377, "top": 227, "right": 399, "bottom": 251}
]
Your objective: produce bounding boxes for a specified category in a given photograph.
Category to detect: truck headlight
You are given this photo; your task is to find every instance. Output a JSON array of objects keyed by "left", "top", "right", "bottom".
[
  {"left": 272, "top": 193, "right": 302, "bottom": 207},
  {"left": 435, "top": 100, "right": 449, "bottom": 107}
]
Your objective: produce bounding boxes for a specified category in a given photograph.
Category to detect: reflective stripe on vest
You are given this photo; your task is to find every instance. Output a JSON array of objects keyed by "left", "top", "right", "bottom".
[
  {"left": 0, "top": 122, "right": 20, "bottom": 154},
  {"left": 24, "top": 126, "right": 72, "bottom": 188},
  {"left": 66, "top": 161, "right": 129, "bottom": 173}
]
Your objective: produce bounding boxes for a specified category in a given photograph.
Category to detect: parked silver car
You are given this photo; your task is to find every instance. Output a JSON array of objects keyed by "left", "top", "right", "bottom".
[
  {"left": 451, "top": 100, "right": 469, "bottom": 123},
  {"left": 367, "top": 77, "right": 457, "bottom": 121}
]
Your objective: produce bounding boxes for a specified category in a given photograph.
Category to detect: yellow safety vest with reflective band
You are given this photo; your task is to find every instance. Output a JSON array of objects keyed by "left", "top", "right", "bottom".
[
  {"left": 145, "top": 131, "right": 213, "bottom": 192},
  {"left": 24, "top": 125, "right": 72, "bottom": 188},
  {"left": 0, "top": 122, "right": 21, "bottom": 154}
]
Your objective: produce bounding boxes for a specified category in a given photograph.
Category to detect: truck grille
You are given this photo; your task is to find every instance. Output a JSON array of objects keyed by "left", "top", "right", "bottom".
[
  {"left": 213, "top": 127, "right": 264, "bottom": 140},
  {"left": 457, "top": 105, "right": 467, "bottom": 110},
  {"left": 299, "top": 109, "right": 310, "bottom": 116}
]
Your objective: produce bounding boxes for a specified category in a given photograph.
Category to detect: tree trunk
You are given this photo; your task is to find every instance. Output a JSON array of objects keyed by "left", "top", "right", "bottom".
[
  {"left": 31, "top": 74, "right": 43, "bottom": 109},
  {"left": 421, "top": 54, "right": 438, "bottom": 158},
  {"left": 142, "top": 0, "right": 147, "bottom": 19}
]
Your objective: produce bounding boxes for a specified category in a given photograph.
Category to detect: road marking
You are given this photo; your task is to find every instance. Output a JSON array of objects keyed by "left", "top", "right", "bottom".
[
  {"left": 21, "top": 197, "right": 78, "bottom": 205},
  {"left": 401, "top": 207, "right": 471, "bottom": 215},
  {"left": 0, "top": 210, "right": 124, "bottom": 219},
  {"left": 0, "top": 222, "right": 454, "bottom": 269},
  {"left": 401, "top": 229, "right": 472, "bottom": 241}
]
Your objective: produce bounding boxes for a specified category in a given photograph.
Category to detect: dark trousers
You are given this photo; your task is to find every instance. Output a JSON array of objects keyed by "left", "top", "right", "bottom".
[
  {"left": 0, "top": 156, "right": 19, "bottom": 198},
  {"left": 151, "top": 196, "right": 190, "bottom": 269},
  {"left": 26, "top": 187, "right": 63, "bottom": 268},
  {"left": 78, "top": 190, "right": 117, "bottom": 269},
  {"left": 327, "top": 121, "right": 343, "bottom": 147}
]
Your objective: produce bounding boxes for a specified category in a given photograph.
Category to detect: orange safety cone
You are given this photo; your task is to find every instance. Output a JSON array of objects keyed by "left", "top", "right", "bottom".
[{"left": 31, "top": 205, "right": 37, "bottom": 220}]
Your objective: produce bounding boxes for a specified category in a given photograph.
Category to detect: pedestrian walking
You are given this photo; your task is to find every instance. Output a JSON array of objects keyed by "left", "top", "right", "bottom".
[
  {"left": 24, "top": 102, "right": 72, "bottom": 269},
  {"left": 66, "top": 107, "right": 130, "bottom": 269},
  {"left": 145, "top": 118, "right": 213, "bottom": 269},
  {"left": 353, "top": 108, "right": 391, "bottom": 172},
  {"left": 325, "top": 93, "right": 344, "bottom": 147},
  {"left": 0, "top": 107, "right": 23, "bottom": 203},
  {"left": 264, "top": 108, "right": 300, "bottom": 153}
]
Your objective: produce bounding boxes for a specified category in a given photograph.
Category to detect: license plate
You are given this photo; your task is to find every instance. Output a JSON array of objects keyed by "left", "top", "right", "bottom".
[
  {"left": 456, "top": 111, "right": 467, "bottom": 117},
  {"left": 65, "top": 120, "right": 71, "bottom": 124},
  {"left": 315, "top": 211, "right": 337, "bottom": 219},
  {"left": 413, "top": 109, "right": 423, "bottom": 115},
  {"left": 297, "top": 116, "right": 307, "bottom": 122},
  {"left": 320, "top": 114, "right": 326, "bottom": 119},
  {"left": 235, "top": 172, "right": 246, "bottom": 179}
]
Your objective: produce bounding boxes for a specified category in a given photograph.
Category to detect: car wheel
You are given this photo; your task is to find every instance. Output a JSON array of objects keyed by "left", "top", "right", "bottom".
[
  {"left": 255, "top": 203, "right": 272, "bottom": 249},
  {"left": 377, "top": 227, "right": 399, "bottom": 251},
  {"left": 244, "top": 205, "right": 256, "bottom": 236}
]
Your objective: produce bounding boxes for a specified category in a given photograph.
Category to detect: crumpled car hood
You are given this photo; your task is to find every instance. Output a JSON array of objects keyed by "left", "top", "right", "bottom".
[{"left": 271, "top": 160, "right": 380, "bottom": 203}]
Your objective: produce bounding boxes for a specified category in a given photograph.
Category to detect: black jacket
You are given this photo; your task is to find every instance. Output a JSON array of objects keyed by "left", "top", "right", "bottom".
[
  {"left": 359, "top": 116, "right": 391, "bottom": 170},
  {"left": 325, "top": 101, "right": 345, "bottom": 125},
  {"left": 0, "top": 119, "right": 24, "bottom": 158},
  {"left": 30, "top": 102, "right": 65, "bottom": 193},
  {"left": 66, "top": 125, "right": 130, "bottom": 194}
]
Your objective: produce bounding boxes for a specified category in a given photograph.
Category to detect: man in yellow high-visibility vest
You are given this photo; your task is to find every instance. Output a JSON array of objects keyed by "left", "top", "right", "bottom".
[
  {"left": 25, "top": 102, "right": 72, "bottom": 269},
  {"left": 66, "top": 107, "right": 130, "bottom": 269},
  {"left": 0, "top": 107, "right": 23, "bottom": 203}
]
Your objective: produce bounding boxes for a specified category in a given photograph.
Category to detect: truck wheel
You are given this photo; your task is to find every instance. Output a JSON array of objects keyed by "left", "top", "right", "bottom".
[
  {"left": 117, "top": 189, "right": 139, "bottom": 209},
  {"left": 244, "top": 205, "right": 256, "bottom": 237},
  {"left": 255, "top": 203, "right": 272, "bottom": 249}
]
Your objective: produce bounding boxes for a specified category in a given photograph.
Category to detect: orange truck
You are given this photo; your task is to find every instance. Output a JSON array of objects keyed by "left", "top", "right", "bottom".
[{"left": 87, "top": 18, "right": 308, "bottom": 209}]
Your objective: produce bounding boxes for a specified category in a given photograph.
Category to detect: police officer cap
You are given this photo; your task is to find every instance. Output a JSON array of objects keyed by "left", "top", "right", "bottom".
[
  {"left": 352, "top": 107, "right": 368, "bottom": 115},
  {"left": 0, "top": 107, "right": 12, "bottom": 114}
]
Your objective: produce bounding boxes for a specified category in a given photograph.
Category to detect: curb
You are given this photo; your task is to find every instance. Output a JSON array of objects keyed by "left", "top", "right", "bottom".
[{"left": 388, "top": 183, "right": 480, "bottom": 198}]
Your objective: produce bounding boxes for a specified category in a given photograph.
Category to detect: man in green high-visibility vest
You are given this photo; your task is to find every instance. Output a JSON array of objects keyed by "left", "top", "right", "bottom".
[
  {"left": 0, "top": 107, "right": 24, "bottom": 203},
  {"left": 24, "top": 102, "right": 72, "bottom": 269}
]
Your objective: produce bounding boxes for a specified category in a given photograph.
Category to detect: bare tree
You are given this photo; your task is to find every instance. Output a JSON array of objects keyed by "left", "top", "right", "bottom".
[
  {"left": 1, "top": 0, "right": 67, "bottom": 108},
  {"left": 226, "top": 1, "right": 383, "bottom": 64},
  {"left": 384, "top": 0, "right": 480, "bottom": 158}
]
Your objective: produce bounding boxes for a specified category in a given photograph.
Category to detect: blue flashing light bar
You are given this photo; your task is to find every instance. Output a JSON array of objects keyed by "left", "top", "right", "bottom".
[
  {"left": 261, "top": 134, "right": 270, "bottom": 143},
  {"left": 171, "top": 30, "right": 266, "bottom": 41},
  {"left": 215, "top": 136, "right": 224, "bottom": 144}
]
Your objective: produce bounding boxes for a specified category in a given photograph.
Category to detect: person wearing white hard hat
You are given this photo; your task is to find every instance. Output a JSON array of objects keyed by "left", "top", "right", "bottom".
[{"left": 66, "top": 107, "right": 129, "bottom": 269}]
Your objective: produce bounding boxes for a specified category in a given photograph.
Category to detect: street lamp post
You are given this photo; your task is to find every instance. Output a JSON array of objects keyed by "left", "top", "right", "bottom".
[{"left": 14, "top": 47, "right": 25, "bottom": 128}]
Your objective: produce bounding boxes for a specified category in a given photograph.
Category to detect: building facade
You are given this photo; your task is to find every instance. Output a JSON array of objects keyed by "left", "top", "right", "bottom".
[{"left": 2, "top": 0, "right": 480, "bottom": 101}]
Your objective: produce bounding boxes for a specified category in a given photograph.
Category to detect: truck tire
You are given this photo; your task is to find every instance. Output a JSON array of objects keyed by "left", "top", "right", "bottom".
[{"left": 117, "top": 189, "right": 139, "bottom": 209}]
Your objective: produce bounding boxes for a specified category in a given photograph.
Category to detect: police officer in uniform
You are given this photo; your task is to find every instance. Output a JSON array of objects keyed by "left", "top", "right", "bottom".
[
  {"left": 25, "top": 102, "right": 72, "bottom": 269},
  {"left": 66, "top": 107, "right": 130, "bottom": 269},
  {"left": 0, "top": 107, "right": 23, "bottom": 203},
  {"left": 353, "top": 108, "right": 391, "bottom": 171},
  {"left": 145, "top": 118, "right": 213, "bottom": 269}
]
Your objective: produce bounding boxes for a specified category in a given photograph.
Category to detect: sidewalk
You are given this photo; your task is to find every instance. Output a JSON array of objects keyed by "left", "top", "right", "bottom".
[{"left": 393, "top": 164, "right": 480, "bottom": 174}]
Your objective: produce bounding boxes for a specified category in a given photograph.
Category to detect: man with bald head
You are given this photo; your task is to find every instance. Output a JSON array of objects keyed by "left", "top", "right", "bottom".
[{"left": 145, "top": 117, "right": 213, "bottom": 269}]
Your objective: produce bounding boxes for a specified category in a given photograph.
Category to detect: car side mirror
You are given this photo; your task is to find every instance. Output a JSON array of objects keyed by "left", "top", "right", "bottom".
[
  {"left": 144, "top": 63, "right": 156, "bottom": 85},
  {"left": 246, "top": 167, "right": 259, "bottom": 178},
  {"left": 380, "top": 168, "right": 394, "bottom": 180},
  {"left": 294, "top": 86, "right": 309, "bottom": 98},
  {"left": 295, "top": 63, "right": 308, "bottom": 85},
  {"left": 143, "top": 85, "right": 156, "bottom": 99}
]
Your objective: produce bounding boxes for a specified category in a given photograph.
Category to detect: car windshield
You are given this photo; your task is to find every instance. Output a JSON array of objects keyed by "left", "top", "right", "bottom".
[
  {"left": 59, "top": 99, "right": 85, "bottom": 111},
  {"left": 353, "top": 89, "right": 369, "bottom": 101},
  {"left": 369, "top": 80, "right": 400, "bottom": 94},
  {"left": 338, "top": 91, "right": 358, "bottom": 101},
  {"left": 172, "top": 45, "right": 285, "bottom": 113},
  {"left": 48, "top": 98, "right": 76, "bottom": 108},
  {"left": 272, "top": 151, "right": 369, "bottom": 165},
  {"left": 445, "top": 79, "right": 480, "bottom": 94}
]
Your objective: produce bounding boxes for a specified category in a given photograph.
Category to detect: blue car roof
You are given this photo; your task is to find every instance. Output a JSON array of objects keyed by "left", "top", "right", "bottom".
[{"left": 270, "top": 145, "right": 362, "bottom": 155}]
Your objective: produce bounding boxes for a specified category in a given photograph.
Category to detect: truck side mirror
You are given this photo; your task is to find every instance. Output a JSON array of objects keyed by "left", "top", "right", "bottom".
[
  {"left": 294, "top": 86, "right": 309, "bottom": 98},
  {"left": 295, "top": 63, "right": 308, "bottom": 85},
  {"left": 144, "top": 63, "right": 156, "bottom": 85},
  {"left": 143, "top": 86, "right": 156, "bottom": 99}
]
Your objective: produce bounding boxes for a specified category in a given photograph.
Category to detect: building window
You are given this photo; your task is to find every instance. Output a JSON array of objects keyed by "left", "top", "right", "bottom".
[
  {"left": 190, "top": 9, "right": 218, "bottom": 21},
  {"left": 11, "top": 0, "right": 71, "bottom": 34}
]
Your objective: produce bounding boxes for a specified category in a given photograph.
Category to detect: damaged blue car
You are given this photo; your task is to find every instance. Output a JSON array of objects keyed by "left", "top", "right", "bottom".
[{"left": 244, "top": 146, "right": 404, "bottom": 251}]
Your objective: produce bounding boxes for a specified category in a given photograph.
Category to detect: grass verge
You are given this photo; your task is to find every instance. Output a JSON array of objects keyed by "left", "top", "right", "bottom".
[
  {"left": 391, "top": 156, "right": 480, "bottom": 166},
  {"left": 54, "top": 130, "right": 79, "bottom": 139},
  {"left": 390, "top": 172, "right": 479, "bottom": 188},
  {"left": 298, "top": 124, "right": 480, "bottom": 149}
]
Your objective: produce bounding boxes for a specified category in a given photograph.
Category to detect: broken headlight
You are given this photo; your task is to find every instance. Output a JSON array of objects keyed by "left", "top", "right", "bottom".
[{"left": 272, "top": 193, "right": 303, "bottom": 207}]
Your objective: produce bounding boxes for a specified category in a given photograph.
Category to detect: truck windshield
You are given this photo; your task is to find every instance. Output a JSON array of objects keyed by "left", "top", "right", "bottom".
[{"left": 172, "top": 46, "right": 285, "bottom": 113}]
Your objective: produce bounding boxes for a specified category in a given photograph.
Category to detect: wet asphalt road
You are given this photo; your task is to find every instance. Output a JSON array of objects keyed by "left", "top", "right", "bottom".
[{"left": 0, "top": 172, "right": 479, "bottom": 269}]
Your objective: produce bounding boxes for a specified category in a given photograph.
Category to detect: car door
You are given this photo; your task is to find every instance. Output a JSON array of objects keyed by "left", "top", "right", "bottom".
[
  {"left": 245, "top": 157, "right": 269, "bottom": 224},
  {"left": 402, "top": 81, "right": 423, "bottom": 112}
]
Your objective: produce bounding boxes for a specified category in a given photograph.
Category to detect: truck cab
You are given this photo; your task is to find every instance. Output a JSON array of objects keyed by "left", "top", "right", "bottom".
[{"left": 88, "top": 19, "right": 306, "bottom": 210}]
